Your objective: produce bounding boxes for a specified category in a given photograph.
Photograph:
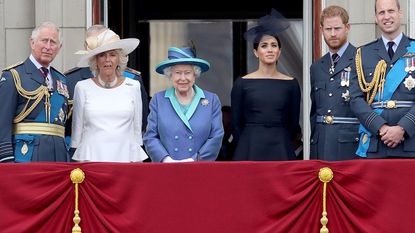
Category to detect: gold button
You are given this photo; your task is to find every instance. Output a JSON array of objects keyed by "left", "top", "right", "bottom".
[
  {"left": 324, "top": 116, "right": 334, "bottom": 124},
  {"left": 386, "top": 100, "right": 396, "bottom": 108}
]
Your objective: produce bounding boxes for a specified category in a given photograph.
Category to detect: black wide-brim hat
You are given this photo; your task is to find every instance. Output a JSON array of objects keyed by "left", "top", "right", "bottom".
[{"left": 244, "top": 8, "right": 290, "bottom": 42}]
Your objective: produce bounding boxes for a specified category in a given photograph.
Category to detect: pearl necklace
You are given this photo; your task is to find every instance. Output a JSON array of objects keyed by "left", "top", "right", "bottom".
[{"left": 97, "top": 75, "right": 118, "bottom": 88}]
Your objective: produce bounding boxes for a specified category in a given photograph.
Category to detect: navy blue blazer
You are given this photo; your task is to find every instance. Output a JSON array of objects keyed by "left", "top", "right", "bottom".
[
  {"left": 144, "top": 86, "right": 224, "bottom": 162},
  {"left": 349, "top": 35, "right": 415, "bottom": 158},
  {"left": 310, "top": 43, "right": 359, "bottom": 160}
]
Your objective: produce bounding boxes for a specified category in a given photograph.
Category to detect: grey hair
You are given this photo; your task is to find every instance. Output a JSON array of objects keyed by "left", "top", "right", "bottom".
[
  {"left": 31, "top": 21, "right": 62, "bottom": 45},
  {"left": 86, "top": 24, "right": 107, "bottom": 37},
  {"left": 89, "top": 49, "right": 128, "bottom": 76},
  {"left": 163, "top": 65, "right": 202, "bottom": 78}
]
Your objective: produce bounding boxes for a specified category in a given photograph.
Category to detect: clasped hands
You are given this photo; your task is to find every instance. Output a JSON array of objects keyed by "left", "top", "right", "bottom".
[
  {"left": 162, "top": 156, "right": 194, "bottom": 163},
  {"left": 379, "top": 125, "right": 405, "bottom": 148}
]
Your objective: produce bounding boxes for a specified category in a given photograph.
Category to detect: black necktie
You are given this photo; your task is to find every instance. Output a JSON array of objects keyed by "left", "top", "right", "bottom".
[
  {"left": 387, "top": 41, "right": 395, "bottom": 59},
  {"left": 332, "top": 53, "right": 340, "bottom": 67}
]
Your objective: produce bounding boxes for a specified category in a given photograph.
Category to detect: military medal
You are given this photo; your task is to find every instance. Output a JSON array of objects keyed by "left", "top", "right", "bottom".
[
  {"left": 340, "top": 69, "right": 350, "bottom": 87},
  {"left": 404, "top": 75, "right": 415, "bottom": 91},
  {"left": 21, "top": 142, "right": 28, "bottom": 155},
  {"left": 411, "top": 57, "right": 415, "bottom": 72},
  {"left": 329, "top": 65, "right": 335, "bottom": 75},
  {"left": 405, "top": 58, "right": 410, "bottom": 72},
  {"left": 56, "top": 80, "right": 69, "bottom": 98},
  {"left": 58, "top": 108, "right": 66, "bottom": 123},
  {"left": 342, "top": 90, "right": 350, "bottom": 101}
]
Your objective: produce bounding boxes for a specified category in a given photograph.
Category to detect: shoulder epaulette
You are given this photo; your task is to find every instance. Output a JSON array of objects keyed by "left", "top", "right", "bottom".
[
  {"left": 125, "top": 67, "right": 141, "bottom": 76},
  {"left": 64, "top": 66, "right": 81, "bottom": 75},
  {"left": 51, "top": 67, "right": 66, "bottom": 79},
  {"left": 361, "top": 39, "right": 379, "bottom": 48},
  {"left": 2, "top": 61, "right": 23, "bottom": 71}
]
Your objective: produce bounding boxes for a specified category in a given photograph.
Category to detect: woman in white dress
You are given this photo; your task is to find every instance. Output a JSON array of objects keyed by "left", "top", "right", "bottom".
[{"left": 70, "top": 29, "right": 148, "bottom": 162}]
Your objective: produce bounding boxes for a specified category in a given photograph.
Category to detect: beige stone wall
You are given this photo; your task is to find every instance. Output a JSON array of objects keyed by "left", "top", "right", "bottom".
[
  {"left": 324, "top": 0, "right": 410, "bottom": 48},
  {"left": 0, "top": 0, "right": 87, "bottom": 72}
]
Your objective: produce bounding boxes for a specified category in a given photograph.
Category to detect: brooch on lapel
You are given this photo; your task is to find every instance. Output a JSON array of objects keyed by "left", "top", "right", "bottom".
[
  {"left": 201, "top": 99, "right": 209, "bottom": 106},
  {"left": 0, "top": 77, "right": 6, "bottom": 83}
]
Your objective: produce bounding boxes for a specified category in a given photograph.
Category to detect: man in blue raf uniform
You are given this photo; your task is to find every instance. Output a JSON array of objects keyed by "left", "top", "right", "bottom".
[
  {"left": 0, "top": 21, "right": 70, "bottom": 163},
  {"left": 310, "top": 5, "right": 360, "bottom": 161},
  {"left": 350, "top": 0, "right": 415, "bottom": 158},
  {"left": 65, "top": 24, "right": 148, "bottom": 136}
]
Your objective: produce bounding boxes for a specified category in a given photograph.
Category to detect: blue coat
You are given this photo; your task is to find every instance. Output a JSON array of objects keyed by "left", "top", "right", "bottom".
[
  {"left": 349, "top": 35, "right": 415, "bottom": 158},
  {"left": 144, "top": 86, "right": 224, "bottom": 162},
  {"left": 0, "top": 58, "right": 70, "bottom": 162},
  {"left": 310, "top": 43, "right": 360, "bottom": 160}
]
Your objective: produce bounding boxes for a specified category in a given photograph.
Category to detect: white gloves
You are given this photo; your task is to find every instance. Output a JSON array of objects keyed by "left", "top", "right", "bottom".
[{"left": 162, "top": 156, "right": 194, "bottom": 163}]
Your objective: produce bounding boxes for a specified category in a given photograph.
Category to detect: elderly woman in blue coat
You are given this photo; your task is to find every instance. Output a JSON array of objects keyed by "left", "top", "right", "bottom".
[{"left": 144, "top": 47, "right": 224, "bottom": 162}]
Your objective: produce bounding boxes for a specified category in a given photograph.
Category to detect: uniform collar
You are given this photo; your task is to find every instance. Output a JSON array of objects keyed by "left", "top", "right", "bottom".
[
  {"left": 330, "top": 41, "right": 349, "bottom": 58},
  {"left": 29, "top": 54, "right": 51, "bottom": 72}
]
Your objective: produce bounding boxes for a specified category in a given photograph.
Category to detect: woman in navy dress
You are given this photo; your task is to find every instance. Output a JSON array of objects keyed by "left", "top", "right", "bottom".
[{"left": 231, "top": 9, "right": 301, "bottom": 161}]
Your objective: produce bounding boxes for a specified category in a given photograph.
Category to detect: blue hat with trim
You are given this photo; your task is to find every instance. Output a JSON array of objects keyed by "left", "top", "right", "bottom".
[{"left": 155, "top": 47, "right": 210, "bottom": 74}]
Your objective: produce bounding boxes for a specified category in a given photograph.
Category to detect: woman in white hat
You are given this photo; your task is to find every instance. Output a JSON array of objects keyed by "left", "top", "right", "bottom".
[
  {"left": 70, "top": 29, "right": 148, "bottom": 162},
  {"left": 143, "top": 47, "right": 224, "bottom": 162}
]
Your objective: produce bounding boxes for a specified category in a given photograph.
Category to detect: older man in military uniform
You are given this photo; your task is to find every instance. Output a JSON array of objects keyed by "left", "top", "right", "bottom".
[
  {"left": 0, "top": 22, "right": 70, "bottom": 163},
  {"left": 310, "top": 5, "right": 360, "bottom": 161},
  {"left": 65, "top": 24, "right": 148, "bottom": 139},
  {"left": 349, "top": 0, "right": 415, "bottom": 158}
]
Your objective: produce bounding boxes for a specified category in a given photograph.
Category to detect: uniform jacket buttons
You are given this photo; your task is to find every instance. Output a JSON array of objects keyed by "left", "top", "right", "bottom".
[
  {"left": 174, "top": 148, "right": 178, "bottom": 151},
  {"left": 174, "top": 136, "right": 179, "bottom": 140},
  {"left": 188, "top": 148, "right": 193, "bottom": 152},
  {"left": 188, "top": 136, "right": 193, "bottom": 140},
  {"left": 355, "top": 137, "right": 359, "bottom": 142}
]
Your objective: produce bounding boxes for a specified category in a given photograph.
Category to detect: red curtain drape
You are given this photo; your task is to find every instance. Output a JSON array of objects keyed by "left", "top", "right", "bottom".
[{"left": 1, "top": 160, "right": 415, "bottom": 233}]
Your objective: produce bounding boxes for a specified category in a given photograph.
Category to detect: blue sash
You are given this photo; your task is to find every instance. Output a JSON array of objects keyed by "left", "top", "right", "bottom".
[
  {"left": 356, "top": 41, "right": 415, "bottom": 157},
  {"left": 15, "top": 75, "right": 67, "bottom": 162}
]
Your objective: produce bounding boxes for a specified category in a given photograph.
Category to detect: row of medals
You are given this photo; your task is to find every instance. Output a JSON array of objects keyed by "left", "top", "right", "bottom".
[
  {"left": 330, "top": 63, "right": 351, "bottom": 102},
  {"left": 404, "top": 57, "right": 415, "bottom": 91}
]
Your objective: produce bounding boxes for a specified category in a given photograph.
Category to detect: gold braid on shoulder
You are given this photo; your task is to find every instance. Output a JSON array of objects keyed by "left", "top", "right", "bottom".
[
  {"left": 11, "top": 69, "right": 50, "bottom": 123},
  {"left": 355, "top": 48, "right": 387, "bottom": 104}
]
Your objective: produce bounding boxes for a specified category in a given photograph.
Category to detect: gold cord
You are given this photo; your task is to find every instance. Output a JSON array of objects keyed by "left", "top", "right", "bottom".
[
  {"left": 356, "top": 48, "right": 387, "bottom": 104},
  {"left": 10, "top": 69, "right": 50, "bottom": 123},
  {"left": 319, "top": 167, "right": 333, "bottom": 233},
  {"left": 70, "top": 168, "right": 85, "bottom": 233}
]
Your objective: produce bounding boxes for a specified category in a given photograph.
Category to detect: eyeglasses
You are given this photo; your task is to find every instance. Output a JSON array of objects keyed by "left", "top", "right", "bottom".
[{"left": 172, "top": 70, "right": 194, "bottom": 78}]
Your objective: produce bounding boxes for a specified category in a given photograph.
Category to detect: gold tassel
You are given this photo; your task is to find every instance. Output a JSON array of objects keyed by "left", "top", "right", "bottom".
[
  {"left": 318, "top": 167, "right": 333, "bottom": 233},
  {"left": 70, "top": 168, "right": 85, "bottom": 233}
]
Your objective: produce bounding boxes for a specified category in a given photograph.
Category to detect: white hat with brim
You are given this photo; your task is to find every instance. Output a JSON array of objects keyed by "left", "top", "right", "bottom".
[
  {"left": 155, "top": 47, "right": 210, "bottom": 75},
  {"left": 77, "top": 29, "right": 139, "bottom": 67}
]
